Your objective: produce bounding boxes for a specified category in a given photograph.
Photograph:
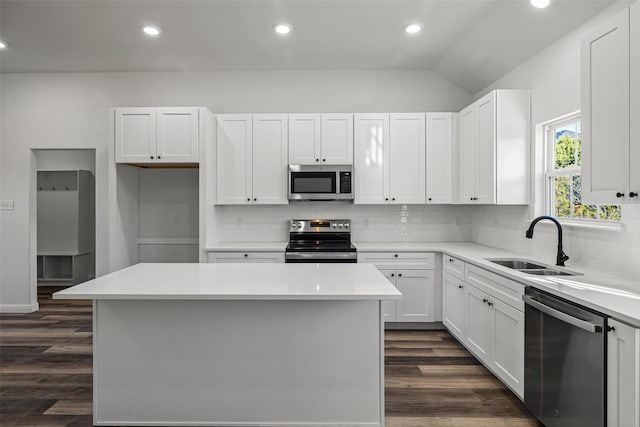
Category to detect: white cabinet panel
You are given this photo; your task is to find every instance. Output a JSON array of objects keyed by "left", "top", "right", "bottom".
[
  {"left": 216, "top": 115, "right": 253, "bottom": 205},
  {"left": 465, "top": 284, "right": 493, "bottom": 362},
  {"left": 426, "top": 113, "right": 456, "bottom": 204},
  {"left": 582, "top": 8, "right": 631, "bottom": 204},
  {"left": 380, "top": 269, "right": 397, "bottom": 322},
  {"left": 389, "top": 113, "right": 426, "bottom": 204},
  {"left": 631, "top": 3, "right": 640, "bottom": 202},
  {"left": 395, "top": 269, "right": 434, "bottom": 322},
  {"left": 457, "top": 90, "right": 529, "bottom": 205},
  {"left": 156, "top": 108, "right": 199, "bottom": 163},
  {"left": 607, "top": 319, "right": 640, "bottom": 427},
  {"left": 289, "top": 114, "right": 321, "bottom": 165},
  {"left": 476, "top": 94, "right": 496, "bottom": 204},
  {"left": 354, "top": 114, "right": 389, "bottom": 204},
  {"left": 443, "top": 255, "right": 465, "bottom": 281},
  {"left": 321, "top": 114, "right": 353, "bottom": 164},
  {"left": 442, "top": 273, "right": 465, "bottom": 342},
  {"left": 252, "top": 114, "right": 288, "bottom": 204},
  {"left": 492, "top": 299, "right": 524, "bottom": 399},
  {"left": 207, "top": 252, "right": 284, "bottom": 263},
  {"left": 115, "top": 108, "right": 157, "bottom": 163}
]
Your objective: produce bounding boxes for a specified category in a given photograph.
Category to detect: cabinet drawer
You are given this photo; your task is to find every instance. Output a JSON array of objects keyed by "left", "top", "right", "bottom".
[
  {"left": 208, "top": 252, "right": 284, "bottom": 263},
  {"left": 464, "top": 264, "right": 523, "bottom": 311},
  {"left": 357, "top": 252, "right": 435, "bottom": 269},
  {"left": 443, "top": 255, "right": 465, "bottom": 280}
]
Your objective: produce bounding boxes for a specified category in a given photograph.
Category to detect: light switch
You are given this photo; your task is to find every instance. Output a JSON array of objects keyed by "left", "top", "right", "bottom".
[{"left": 1, "top": 200, "right": 15, "bottom": 211}]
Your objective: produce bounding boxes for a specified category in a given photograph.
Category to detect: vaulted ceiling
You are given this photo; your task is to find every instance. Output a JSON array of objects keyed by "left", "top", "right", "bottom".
[{"left": 0, "top": 0, "right": 619, "bottom": 94}]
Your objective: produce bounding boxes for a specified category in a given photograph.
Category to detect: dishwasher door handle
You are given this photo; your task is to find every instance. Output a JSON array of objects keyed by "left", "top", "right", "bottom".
[{"left": 523, "top": 295, "right": 603, "bottom": 333}]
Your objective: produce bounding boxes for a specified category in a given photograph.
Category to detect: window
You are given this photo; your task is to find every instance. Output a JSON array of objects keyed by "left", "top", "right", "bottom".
[{"left": 546, "top": 113, "right": 621, "bottom": 222}]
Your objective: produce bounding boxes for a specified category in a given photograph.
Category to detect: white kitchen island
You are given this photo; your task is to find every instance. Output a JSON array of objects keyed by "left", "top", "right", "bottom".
[{"left": 53, "top": 263, "right": 401, "bottom": 427}]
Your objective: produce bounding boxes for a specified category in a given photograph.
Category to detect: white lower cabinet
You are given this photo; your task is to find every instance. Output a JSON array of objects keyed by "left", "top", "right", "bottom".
[
  {"left": 207, "top": 251, "right": 284, "bottom": 263},
  {"left": 359, "top": 252, "right": 435, "bottom": 323},
  {"left": 442, "top": 273, "right": 465, "bottom": 341},
  {"left": 608, "top": 318, "right": 640, "bottom": 427},
  {"left": 441, "top": 255, "right": 524, "bottom": 399}
]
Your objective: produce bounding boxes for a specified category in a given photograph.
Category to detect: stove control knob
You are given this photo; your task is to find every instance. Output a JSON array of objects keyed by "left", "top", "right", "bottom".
[
  {"left": 338, "top": 223, "right": 344, "bottom": 229},
  {"left": 332, "top": 223, "right": 337, "bottom": 228},
  {"left": 345, "top": 223, "right": 349, "bottom": 228}
]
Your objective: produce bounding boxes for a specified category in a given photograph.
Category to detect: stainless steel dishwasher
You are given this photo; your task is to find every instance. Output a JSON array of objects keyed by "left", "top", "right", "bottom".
[{"left": 524, "top": 287, "right": 607, "bottom": 427}]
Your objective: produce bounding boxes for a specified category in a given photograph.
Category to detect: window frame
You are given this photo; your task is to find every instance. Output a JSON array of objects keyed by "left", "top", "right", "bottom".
[{"left": 544, "top": 112, "right": 621, "bottom": 224}]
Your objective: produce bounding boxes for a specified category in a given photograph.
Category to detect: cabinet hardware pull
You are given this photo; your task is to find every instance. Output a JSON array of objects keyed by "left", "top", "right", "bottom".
[
  {"left": 616, "top": 192, "right": 625, "bottom": 198},
  {"left": 488, "top": 301, "right": 493, "bottom": 307},
  {"left": 458, "top": 285, "right": 464, "bottom": 289},
  {"left": 385, "top": 198, "right": 389, "bottom": 201},
  {"left": 247, "top": 198, "right": 250, "bottom": 202},
  {"left": 428, "top": 197, "right": 432, "bottom": 201},
  {"left": 244, "top": 254, "right": 248, "bottom": 257},
  {"left": 608, "top": 326, "right": 616, "bottom": 332},
  {"left": 254, "top": 198, "right": 257, "bottom": 201},
  {"left": 392, "top": 198, "right": 396, "bottom": 201},
  {"left": 322, "top": 159, "right": 326, "bottom": 162},
  {"left": 449, "top": 258, "right": 454, "bottom": 263},
  {"left": 390, "top": 273, "right": 395, "bottom": 277},
  {"left": 316, "top": 158, "right": 319, "bottom": 162},
  {"left": 150, "top": 156, "right": 154, "bottom": 159},
  {"left": 482, "top": 298, "right": 487, "bottom": 303},
  {"left": 394, "top": 254, "right": 398, "bottom": 258},
  {"left": 398, "top": 273, "right": 402, "bottom": 277},
  {"left": 157, "top": 156, "right": 161, "bottom": 159},
  {"left": 630, "top": 192, "right": 638, "bottom": 198}
]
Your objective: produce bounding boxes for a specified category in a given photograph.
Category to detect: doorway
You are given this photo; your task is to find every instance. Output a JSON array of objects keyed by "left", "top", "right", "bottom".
[{"left": 34, "top": 149, "right": 95, "bottom": 287}]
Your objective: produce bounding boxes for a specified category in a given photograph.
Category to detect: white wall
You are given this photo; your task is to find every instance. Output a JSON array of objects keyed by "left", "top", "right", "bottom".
[
  {"left": 0, "top": 69, "right": 472, "bottom": 311},
  {"left": 472, "top": 2, "right": 640, "bottom": 281}
]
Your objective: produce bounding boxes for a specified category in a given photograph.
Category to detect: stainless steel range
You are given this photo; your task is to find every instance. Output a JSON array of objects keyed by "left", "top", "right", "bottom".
[{"left": 285, "top": 219, "right": 357, "bottom": 263}]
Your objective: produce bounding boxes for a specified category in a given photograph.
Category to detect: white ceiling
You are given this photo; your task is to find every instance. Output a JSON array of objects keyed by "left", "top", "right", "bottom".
[{"left": 0, "top": 0, "right": 618, "bottom": 94}]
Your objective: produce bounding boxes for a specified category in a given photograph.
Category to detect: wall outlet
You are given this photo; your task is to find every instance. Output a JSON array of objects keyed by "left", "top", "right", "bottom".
[{"left": 1, "top": 200, "right": 15, "bottom": 211}]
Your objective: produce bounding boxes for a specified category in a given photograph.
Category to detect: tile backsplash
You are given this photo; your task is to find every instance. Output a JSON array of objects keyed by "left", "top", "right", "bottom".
[
  {"left": 471, "top": 205, "right": 640, "bottom": 281},
  {"left": 213, "top": 204, "right": 473, "bottom": 243}
]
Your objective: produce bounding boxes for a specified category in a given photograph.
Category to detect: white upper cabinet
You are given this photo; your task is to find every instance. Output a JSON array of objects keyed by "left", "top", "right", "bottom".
[
  {"left": 426, "top": 113, "right": 457, "bottom": 204},
  {"left": 582, "top": 5, "right": 638, "bottom": 204},
  {"left": 354, "top": 114, "right": 390, "bottom": 204},
  {"left": 216, "top": 115, "right": 253, "bottom": 205},
  {"left": 389, "top": 113, "right": 426, "bottom": 204},
  {"left": 216, "top": 114, "right": 288, "bottom": 205},
  {"left": 354, "top": 113, "right": 425, "bottom": 204},
  {"left": 458, "top": 90, "right": 530, "bottom": 205},
  {"left": 289, "top": 114, "right": 353, "bottom": 165},
  {"left": 288, "top": 114, "right": 320, "bottom": 165},
  {"left": 252, "top": 114, "right": 289, "bottom": 204},
  {"left": 115, "top": 107, "right": 199, "bottom": 164}
]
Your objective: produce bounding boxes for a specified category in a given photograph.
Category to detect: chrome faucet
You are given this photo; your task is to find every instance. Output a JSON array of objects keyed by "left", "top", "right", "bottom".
[{"left": 525, "top": 216, "right": 569, "bottom": 267}]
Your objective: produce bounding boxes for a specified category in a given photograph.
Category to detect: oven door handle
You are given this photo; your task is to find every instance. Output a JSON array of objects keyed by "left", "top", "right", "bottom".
[{"left": 523, "top": 294, "right": 602, "bottom": 333}]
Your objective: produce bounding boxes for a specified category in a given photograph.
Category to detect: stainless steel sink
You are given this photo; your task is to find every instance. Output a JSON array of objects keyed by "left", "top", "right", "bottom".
[
  {"left": 486, "top": 258, "right": 582, "bottom": 277},
  {"left": 489, "top": 259, "right": 546, "bottom": 270}
]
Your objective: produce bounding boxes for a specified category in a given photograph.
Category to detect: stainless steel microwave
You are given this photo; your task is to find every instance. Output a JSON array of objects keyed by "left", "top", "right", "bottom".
[{"left": 288, "top": 165, "right": 354, "bottom": 201}]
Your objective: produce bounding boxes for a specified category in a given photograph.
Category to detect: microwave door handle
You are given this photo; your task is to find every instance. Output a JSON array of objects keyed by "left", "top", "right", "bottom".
[{"left": 523, "top": 295, "right": 602, "bottom": 333}]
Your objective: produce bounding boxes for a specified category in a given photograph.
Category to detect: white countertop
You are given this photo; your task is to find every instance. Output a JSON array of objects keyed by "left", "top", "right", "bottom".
[
  {"left": 357, "top": 241, "right": 640, "bottom": 327},
  {"left": 52, "top": 263, "right": 402, "bottom": 301}
]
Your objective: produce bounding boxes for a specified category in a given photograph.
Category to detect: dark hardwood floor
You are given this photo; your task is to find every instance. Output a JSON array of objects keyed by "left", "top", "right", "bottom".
[{"left": 0, "top": 287, "right": 541, "bottom": 427}]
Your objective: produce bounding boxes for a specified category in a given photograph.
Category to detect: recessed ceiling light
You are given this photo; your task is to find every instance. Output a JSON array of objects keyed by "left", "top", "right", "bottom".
[
  {"left": 274, "top": 23, "right": 292, "bottom": 35},
  {"left": 0, "top": 40, "right": 7, "bottom": 49},
  {"left": 530, "top": 0, "right": 550, "bottom": 8},
  {"left": 404, "top": 23, "right": 422, "bottom": 34},
  {"left": 142, "top": 25, "right": 162, "bottom": 36}
]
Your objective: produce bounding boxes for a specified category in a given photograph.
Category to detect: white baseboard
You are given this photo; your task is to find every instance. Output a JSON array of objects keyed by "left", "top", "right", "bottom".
[{"left": 0, "top": 303, "right": 40, "bottom": 313}]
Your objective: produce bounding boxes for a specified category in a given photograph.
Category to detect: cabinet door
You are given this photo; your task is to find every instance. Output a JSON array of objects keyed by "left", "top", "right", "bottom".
[
  {"left": 156, "top": 107, "right": 199, "bottom": 163},
  {"left": 208, "top": 252, "right": 285, "bottom": 263},
  {"left": 465, "top": 284, "right": 493, "bottom": 363},
  {"left": 476, "top": 93, "right": 496, "bottom": 204},
  {"left": 607, "top": 319, "right": 640, "bottom": 427},
  {"left": 426, "top": 113, "right": 454, "bottom": 204},
  {"left": 321, "top": 114, "right": 353, "bottom": 164},
  {"left": 115, "top": 108, "right": 157, "bottom": 163},
  {"left": 252, "top": 114, "right": 289, "bottom": 204},
  {"left": 581, "top": 8, "right": 630, "bottom": 204},
  {"left": 216, "top": 115, "right": 252, "bottom": 205},
  {"left": 459, "top": 105, "right": 477, "bottom": 203},
  {"left": 442, "top": 273, "right": 465, "bottom": 342},
  {"left": 395, "top": 269, "right": 433, "bottom": 322},
  {"left": 492, "top": 298, "right": 524, "bottom": 399},
  {"left": 354, "top": 114, "right": 390, "bottom": 204},
  {"left": 289, "top": 114, "right": 321, "bottom": 165},
  {"left": 380, "top": 269, "right": 397, "bottom": 322},
  {"left": 630, "top": 3, "right": 640, "bottom": 203},
  {"left": 389, "top": 113, "right": 426, "bottom": 204}
]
